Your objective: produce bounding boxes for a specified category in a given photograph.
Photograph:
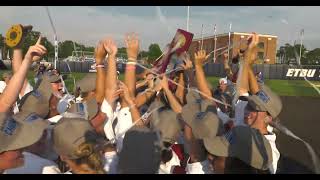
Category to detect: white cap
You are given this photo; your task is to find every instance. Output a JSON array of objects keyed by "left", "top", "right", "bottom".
[{"left": 219, "top": 77, "right": 227, "bottom": 85}]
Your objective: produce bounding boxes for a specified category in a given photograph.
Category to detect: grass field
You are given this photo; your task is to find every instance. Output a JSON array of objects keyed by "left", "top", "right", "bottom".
[{"left": 1, "top": 70, "right": 320, "bottom": 97}]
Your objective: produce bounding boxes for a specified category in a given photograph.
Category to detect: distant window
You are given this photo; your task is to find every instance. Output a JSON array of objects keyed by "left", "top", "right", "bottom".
[
  {"left": 257, "top": 52, "right": 264, "bottom": 60},
  {"left": 258, "top": 42, "right": 264, "bottom": 49}
]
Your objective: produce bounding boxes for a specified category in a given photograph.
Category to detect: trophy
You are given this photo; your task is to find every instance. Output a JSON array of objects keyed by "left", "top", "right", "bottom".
[
  {"left": 150, "top": 29, "right": 193, "bottom": 91},
  {"left": 152, "top": 29, "right": 193, "bottom": 74}
]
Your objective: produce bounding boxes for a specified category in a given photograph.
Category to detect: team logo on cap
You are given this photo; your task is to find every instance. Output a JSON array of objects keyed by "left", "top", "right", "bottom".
[
  {"left": 1, "top": 117, "right": 18, "bottom": 136},
  {"left": 25, "top": 113, "right": 41, "bottom": 123}
]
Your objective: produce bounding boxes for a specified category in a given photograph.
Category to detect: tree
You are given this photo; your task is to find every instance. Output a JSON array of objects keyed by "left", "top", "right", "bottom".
[
  {"left": 147, "top": 43, "right": 162, "bottom": 64},
  {"left": 0, "top": 34, "right": 4, "bottom": 59},
  {"left": 58, "top": 40, "right": 77, "bottom": 58},
  {"left": 276, "top": 43, "right": 307, "bottom": 65},
  {"left": 117, "top": 47, "right": 127, "bottom": 59},
  {"left": 138, "top": 50, "right": 148, "bottom": 59},
  {"left": 306, "top": 48, "right": 320, "bottom": 65}
]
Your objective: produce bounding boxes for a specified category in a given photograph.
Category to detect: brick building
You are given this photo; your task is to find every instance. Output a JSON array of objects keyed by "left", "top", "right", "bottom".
[{"left": 188, "top": 32, "right": 278, "bottom": 64}]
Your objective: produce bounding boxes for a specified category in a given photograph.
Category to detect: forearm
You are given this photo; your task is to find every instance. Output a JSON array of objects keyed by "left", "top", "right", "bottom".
[
  {"left": 185, "top": 69, "right": 197, "bottom": 88},
  {"left": 105, "top": 55, "right": 117, "bottom": 106},
  {"left": 248, "top": 66, "right": 260, "bottom": 94},
  {"left": 135, "top": 80, "right": 147, "bottom": 90},
  {"left": 95, "top": 61, "right": 106, "bottom": 104},
  {"left": 0, "top": 58, "right": 31, "bottom": 112},
  {"left": 163, "top": 87, "right": 182, "bottom": 113},
  {"left": 124, "top": 63, "right": 136, "bottom": 97},
  {"left": 223, "top": 60, "right": 233, "bottom": 80},
  {"left": 195, "top": 65, "right": 212, "bottom": 99},
  {"left": 12, "top": 49, "right": 23, "bottom": 74},
  {"left": 237, "top": 50, "right": 256, "bottom": 96},
  {"left": 135, "top": 89, "right": 156, "bottom": 108},
  {"left": 128, "top": 101, "right": 144, "bottom": 126},
  {"left": 13, "top": 49, "right": 29, "bottom": 96},
  {"left": 175, "top": 73, "right": 185, "bottom": 104}
]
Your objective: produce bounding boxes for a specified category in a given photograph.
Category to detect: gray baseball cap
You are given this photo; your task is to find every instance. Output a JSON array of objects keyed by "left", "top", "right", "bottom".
[
  {"left": 75, "top": 73, "right": 96, "bottom": 93},
  {"left": 0, "top": 112, "right": 49, "bottom": 153},
  {"left": 18, "top": 76, "right": 53, "bottom": 118},
  {"left": 181, "top": 90, "right": 223, "bottom": 139},
  {"left": 150, "top": 108, "right": 181, "bottom": 144},
  {"left": 52, "top": 117, "right": 103, "bottom": 159},
  {"left": 246, "top": 85, "right": 282, "bottom": 119},
  {"left": 203, "top": 126, "right": 273, "bottom": 170}
]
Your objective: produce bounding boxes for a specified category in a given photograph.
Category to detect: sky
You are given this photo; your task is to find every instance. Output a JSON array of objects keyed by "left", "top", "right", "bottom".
[{"left": 0, "top": 6, "right": 319, "bottom": 51}]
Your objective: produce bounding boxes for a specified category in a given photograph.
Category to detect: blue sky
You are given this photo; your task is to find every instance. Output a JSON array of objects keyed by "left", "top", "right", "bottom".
[{"left": 0, "top": 6, "right": 319, "bottom": 51}]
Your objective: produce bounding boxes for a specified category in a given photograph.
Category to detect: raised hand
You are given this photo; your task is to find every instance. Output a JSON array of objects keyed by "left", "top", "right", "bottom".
[
  {"left": 118, "top": 81, "right": 134, "bottom": 105},
  {"left": 180, "top": 52, "right": 193, "bottom": 70},
  {"left": 25, "top": 35, "right": 47, "bottom": 62},
  {"left": 125, "top": 32, "right": 139, "bottom": 61},
  {"left": 244, "top": 32, "right": 259, "bottom": 65},
  {"left": 194, "top": 50, "right": 209, "bottom": 66},
  {"left": 94, "top": 40, "right": 107, "bottom": 64},
  {"left": 103, "top": 37, "right": 118, "bottom": 57},
  {"left": 247, "top": 32, "right": 259, "bottom": 50}
]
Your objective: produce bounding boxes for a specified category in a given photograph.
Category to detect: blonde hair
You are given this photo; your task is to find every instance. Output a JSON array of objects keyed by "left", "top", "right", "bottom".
[{"left": 73, "top": 142, "right": 106, "bottom": 174}]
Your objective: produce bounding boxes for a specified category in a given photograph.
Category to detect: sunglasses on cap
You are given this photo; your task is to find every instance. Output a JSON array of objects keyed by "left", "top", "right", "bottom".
[
  {"left": 256, "top": 90, "right": 270, "bottom": 103},
  {"left": 246, "top": 103, "right": 265, "bottom": 113}
]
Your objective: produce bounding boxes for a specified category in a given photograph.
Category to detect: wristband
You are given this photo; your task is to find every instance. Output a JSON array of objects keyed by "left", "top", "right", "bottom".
[
  {"left": 96, "top": 64, "right": 105, "bottom": 68},
  {"left": 128, "top": 57, "right": 137, "bottom": 62},
  {"left": 126, "top": 61, "right": 136, "bottom": 65},
  {"left": 126, "top": 65, "right": 136, "bottom": 71}
]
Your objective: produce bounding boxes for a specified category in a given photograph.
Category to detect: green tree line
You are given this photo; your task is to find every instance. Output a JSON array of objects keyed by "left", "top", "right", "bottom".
[{"left": 0, "top": 30, "right": 163, "bottom": 64}]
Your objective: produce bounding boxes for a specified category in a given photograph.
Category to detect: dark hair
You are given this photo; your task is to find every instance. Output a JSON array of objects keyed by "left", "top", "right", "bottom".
[{"left": 161, "top": 142, "right": 173, "bottom": 164}]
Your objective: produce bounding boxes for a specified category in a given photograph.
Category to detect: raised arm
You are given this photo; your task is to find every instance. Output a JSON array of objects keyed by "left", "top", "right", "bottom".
[
  {"left": 103, "top": 38, "right": 118, "bottom": 109},
  {"left": 119, "top": 81, "right": 144, "bottom": 126},
  {"left": 160, "top": 75, "right": 182, "bottom": 113},
  {"left": 248, "top": 66, "right": 260, "bottom": 95},
  {"left": 237, "top": 33, "right": 259, "bottom": 96},
  {"left": 194, "top": 50, "right": 212, "bottom": 100},
  {"left": 12, "top": 48, "right": 30, "bottom": 97},
  {"left": 223, "top": 53, "right": 234, "bottom": 80},
  {"left": 175, "top": 53, "right": 193, "bottom": 104},
  {"left": 121, "top": 33, "right": 139, "bottom": 108},
  {"left": 0, "top": 37, "right": 46, "bottom": 112},
  {"left": 94, "top": 41, "right": 107, "bottom": 104},
  {"left": 175, "top": 72, "right": 185, "bottom": 105}
]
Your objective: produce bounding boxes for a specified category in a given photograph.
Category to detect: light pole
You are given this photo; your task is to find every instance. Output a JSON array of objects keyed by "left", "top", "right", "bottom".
[
  {"left": 45, "top": 6, "right": 58, "bottom": 69},
  {"left": 299, "top": 29, "right": 304, "bottom": 65},
  {"left": 187, "top": 6, "right": 190, "bottom": 31},
  {"left": 200, "top": 24, "right": 204, "bottom": 50},
  {"left": 228, "top": 23, "right": 232, "bottom": 62},
  {"left": 213, "top": 24, "right": 217, "bottom": 63}
]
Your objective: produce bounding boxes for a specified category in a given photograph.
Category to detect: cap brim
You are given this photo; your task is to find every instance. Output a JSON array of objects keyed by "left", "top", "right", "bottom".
[
  {"left": 246, "top": 96, "right": 268, "bottom": 112},
  {"left": 87, "top": 98, "right": 99, "bottom": 120},
  {"left": 203, "top": 136, "right": 229, "bottom": 157},
  {"left": 181, "top": 103, "right": 198, "bottom": 128},
  {"left": 2, "top": 116, "right": 48, "bottom": 153}
]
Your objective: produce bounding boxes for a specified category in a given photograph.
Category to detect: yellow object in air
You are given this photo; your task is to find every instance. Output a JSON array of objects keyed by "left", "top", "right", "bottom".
[{"left": 5, "top": 24, "right": 24, "bottom": 48}]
